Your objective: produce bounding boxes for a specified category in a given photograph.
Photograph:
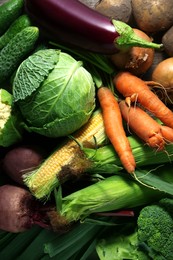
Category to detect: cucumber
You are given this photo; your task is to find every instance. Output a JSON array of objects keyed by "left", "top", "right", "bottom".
[
  {"left": 0, "top": 14, "right": 32, "bottom": 49},
  {"left": 0, "top": 0, "right": 24, "bottom": 36},
  {"left": 0, "top": 26, "right": 39, "bottom": 83}
]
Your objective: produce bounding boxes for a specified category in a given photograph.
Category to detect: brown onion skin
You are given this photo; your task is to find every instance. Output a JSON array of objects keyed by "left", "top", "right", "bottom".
[
  {"left": 110, "top": 29, "right": 154, "bottom": 75},
  {"left": 151, "top": 57, "right": 173, "bottom": 104}
]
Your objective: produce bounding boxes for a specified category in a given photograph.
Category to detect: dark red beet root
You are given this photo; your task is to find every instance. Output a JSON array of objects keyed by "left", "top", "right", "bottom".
[
  {"left": 2, "top": 145, "right": 45, "bottom": 185},
  {"left": 0, "top": 185, "right": 51, "bottom": 233}
]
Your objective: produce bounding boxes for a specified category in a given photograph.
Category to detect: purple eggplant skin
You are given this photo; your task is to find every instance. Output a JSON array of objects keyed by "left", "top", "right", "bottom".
[
  {"left": 24, "top": 0, "right": 120, "bottom": 54},
  {"left": 24, "top": 0, "right": 162, "bottom": 54},
  {"left": 0, "top": 185, "right": 51, "bottom": 233}
]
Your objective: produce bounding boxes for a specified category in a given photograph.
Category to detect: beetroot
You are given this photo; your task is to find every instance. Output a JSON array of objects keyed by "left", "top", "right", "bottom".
[
  {"left": 0, "top": 184, "right": 50, "bottom": 233},
  {"left": 2, "top": 145, "right": 45, "bottom": 185}
]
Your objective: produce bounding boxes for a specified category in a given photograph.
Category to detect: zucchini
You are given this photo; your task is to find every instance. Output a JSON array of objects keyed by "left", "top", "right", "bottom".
[
  {"left": 0, "top": 26, "right": 39, "bottom": 84},
  {"left": 0, "top": 14, "right": 32, "bottom": 49},
  {"left": 0, "top": 0, "right": 24, "bottom": 36}
]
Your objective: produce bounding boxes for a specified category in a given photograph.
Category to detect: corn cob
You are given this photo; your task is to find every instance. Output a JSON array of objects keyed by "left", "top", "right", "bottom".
[
  {"left": 24, "top": 110, "right": 106, "bottom": 199},
  {"left": 50, "top": 173, "right": 164, "bottom": 229},
  {"left": 25, "top": 106, "right": 173, "bottom": 199}
]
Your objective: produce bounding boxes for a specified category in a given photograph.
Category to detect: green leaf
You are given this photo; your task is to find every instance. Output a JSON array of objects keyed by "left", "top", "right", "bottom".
[
  {"left": 1, "top": 88, "right": 12, "bottom": 104},
  {"left": 16, "top": 51, "right": 95, "bottom": 137},
  {"left": 44, "top": 222, "right": 101, "bottom": 258},
  {"left": 96, "top": 225, "right": 142, "bottom": 260},
  {"left": 0, "top": 227, "right": 42, "bottom": 259},
  {"left": 133, "top": 164, "right": 173, "bottom": 195},
  {"left": 0, "top": 89, "right": 23, "bottom": 147},
  {"left": 0, "top": 110, "right": 23, "bottom": 147},
  {"left": 54, "top": 187, "right": 62, "bottom": 213},
  {"left": 13, "top": 49, "right": 60, "bottom": 101}
]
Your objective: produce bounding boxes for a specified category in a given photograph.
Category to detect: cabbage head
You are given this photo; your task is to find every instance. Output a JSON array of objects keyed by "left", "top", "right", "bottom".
[{"left": 12, "top": 49, "right": 95, "bottom": 137}]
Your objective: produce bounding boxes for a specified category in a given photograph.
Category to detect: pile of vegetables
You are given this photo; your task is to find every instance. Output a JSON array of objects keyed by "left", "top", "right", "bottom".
[{"left": 1, "top": 0, "right": 173, "bottom": 259}]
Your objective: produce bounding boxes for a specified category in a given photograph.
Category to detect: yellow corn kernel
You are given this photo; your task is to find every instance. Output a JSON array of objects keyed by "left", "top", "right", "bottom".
[{"left": 24, "top": 110, "right": 106, "bottom": 199}]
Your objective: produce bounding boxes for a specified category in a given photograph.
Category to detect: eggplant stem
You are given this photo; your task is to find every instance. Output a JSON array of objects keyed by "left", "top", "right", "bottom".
[{"left": 113, "top": 20, "right": 163, "bottom": 50}]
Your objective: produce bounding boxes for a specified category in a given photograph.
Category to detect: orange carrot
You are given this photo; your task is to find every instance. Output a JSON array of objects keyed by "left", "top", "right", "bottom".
[
  {"left": 119, "top": 100, "right": 165, "bottom": 151},
  {"left": 161, "top": 125, "right": 173, "bottom": 143},
  {"left": 113, "top": 71, "right": 173, "bottom": 129},
  {"left": 97, "top": 87, "right": 136, "bottom": 173}
]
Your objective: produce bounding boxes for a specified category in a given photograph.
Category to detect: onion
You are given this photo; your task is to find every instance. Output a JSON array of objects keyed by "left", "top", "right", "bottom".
[
  {"left": 152, "top": 57, "right": 173, "bottom": 104},
  {"left": 110, "top": 28, "right": 155, "bottom": 75}
]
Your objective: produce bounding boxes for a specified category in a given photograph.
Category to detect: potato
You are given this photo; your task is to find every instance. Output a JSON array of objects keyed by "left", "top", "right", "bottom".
[
  {"left": 162, "top": 26, "right": 173, "bottom": 57},
  {"left": 95, "top": 0, "right": 133, "bottom": 24},
  {"left": 132, "top": 0, "right": 173, "bottom": 33},
  {"left": 79, "top": 0, "right": 100, "bottom": 9}
]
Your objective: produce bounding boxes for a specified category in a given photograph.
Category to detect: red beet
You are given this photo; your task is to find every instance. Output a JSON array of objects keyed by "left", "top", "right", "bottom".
[
  {"left": 0, "top": 184, "right": 50, "bottom": 233},
  {"left": 3, "top": 145, "right": 45, "bottom": 185}
]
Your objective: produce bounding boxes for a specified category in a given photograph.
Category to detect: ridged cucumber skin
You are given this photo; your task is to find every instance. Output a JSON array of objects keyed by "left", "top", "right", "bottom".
[
  {"left": 0, "top": 0, "right": 24, "bottom": 36},
  {"left": 0, "top": 26, "right": 39, "bottom": 83},
  {"left": 0, "top": 14, "right": 32, "bottom": 49}
]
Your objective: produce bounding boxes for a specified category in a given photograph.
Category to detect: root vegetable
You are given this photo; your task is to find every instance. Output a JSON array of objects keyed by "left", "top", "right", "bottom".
[
  {"left": 114, "top": 71, "right": 173, "bottom": 129},
  {"left": 95, "top": 0, "right": 133, "bottom": 24},
  {"left": 143, "top": 51, "right": 168, "bottom": 81},
  {"left": 119, "top": 100, "right": 165, "bottom": 151},
  {"left": 162, "top": 26, "right": 173, "bottom": 57},
  {"left": 151, "top": 57, "right": 173, "bottom": 104},
  {"left": 132, "top": 0, "right": 173, "bottom": 33},
  {"left": 79, "top": 0, "right": 99, "bottom": 9},
  {"left": 111, "top": 28, "right": 154, "bottom": 75},
  {"left": 97, "top": 87, "right": 136, "bottom": 173},
  {"left": 2, "top": 144, "right": 45, "bottom": 185},
  {"left": 0, "top": 185, "right": 50, "bottom": 233}
]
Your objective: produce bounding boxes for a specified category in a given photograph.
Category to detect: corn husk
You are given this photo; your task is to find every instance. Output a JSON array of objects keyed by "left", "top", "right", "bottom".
[
  {"left": 60, "top": 174, "right": 164, "bottom": 223},
  {"left": 83, "top": 135, "right": 173, "bottom": 174}
]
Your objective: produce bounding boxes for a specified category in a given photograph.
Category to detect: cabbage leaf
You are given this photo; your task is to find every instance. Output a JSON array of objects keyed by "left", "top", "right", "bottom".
[{"left": 13, "top": 49, "right": 60, "bottom": 101}]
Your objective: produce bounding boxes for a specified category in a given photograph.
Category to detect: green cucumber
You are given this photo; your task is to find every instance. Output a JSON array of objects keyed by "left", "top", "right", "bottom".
[
  {"left": 0, "top": 26, "right": 39, "bottom": 83},
  {"left": 0, "top": 0, "right": 24, "bottom": 36},
  {"left": 0, "top": 14, "right": 32, "bottom": 49}
]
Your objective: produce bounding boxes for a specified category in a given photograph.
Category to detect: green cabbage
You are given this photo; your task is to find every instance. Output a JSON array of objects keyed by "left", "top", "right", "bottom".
[
  {"left": 0, "top": 89, "right": 23, "bottom": 147},
  {"left": 13, "top": 49, "right": 96, "bottom": 137}
]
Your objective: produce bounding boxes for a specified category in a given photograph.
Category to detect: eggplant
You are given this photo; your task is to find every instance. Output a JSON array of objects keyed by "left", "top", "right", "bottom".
[{"left": 25, "top": 0, "right": 162, "bottom": 54}]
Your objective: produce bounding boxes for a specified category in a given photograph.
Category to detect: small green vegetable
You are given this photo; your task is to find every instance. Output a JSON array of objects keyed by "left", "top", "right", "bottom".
[
  {"left": 0, "top": 89, "right": 23, "bottom": 147},
  {"left": 0, "top": 0, "right": 24, "bottom": 36},
  {"left": 0, "top": 26, "right": 39, "bottom": 83},
  {"left": 137, "top": 197, "right": 173, "bottom": 260},
  {"left": 0, "top": 14, "right": 32, "bottom": 49},
  {"left": 96, "top": 197, "right": 173, "bottom": 260}
]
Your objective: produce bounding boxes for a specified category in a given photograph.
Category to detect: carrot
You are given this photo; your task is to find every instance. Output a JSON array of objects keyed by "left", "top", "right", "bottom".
[
  {"left": 119, "top": 100, "right": 165, "bottom": 151},
  {"left": 113, "top": 71, "right": 173, "bottom": 129},
  {"left": 161, "top": 125, "right": 173, "bottom": 143},
  {"left": 97, "top": 87, "right": 136, "bottom": 173}
]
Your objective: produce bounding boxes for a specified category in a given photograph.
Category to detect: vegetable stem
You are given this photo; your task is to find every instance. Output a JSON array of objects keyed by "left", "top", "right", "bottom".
[{"left": 113, "top": 20, "right": 163, "bottom": 50}]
